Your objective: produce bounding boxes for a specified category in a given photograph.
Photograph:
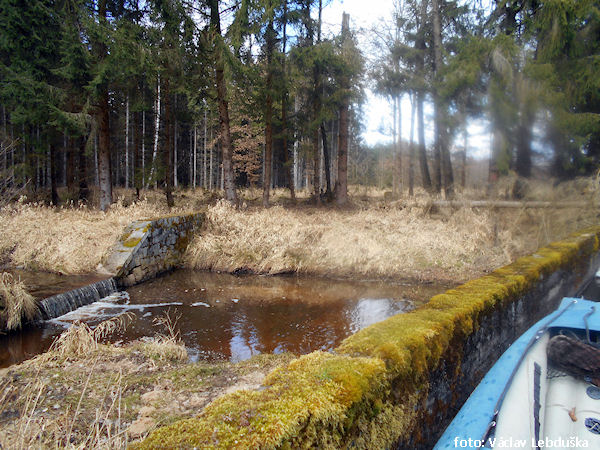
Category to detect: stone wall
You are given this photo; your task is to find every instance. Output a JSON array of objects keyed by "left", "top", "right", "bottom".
[
  {"left": 109, "top": 213, "right": 204, "bottom": 287},
  {"left": 36, "top": 213, "right": 204, "bottom": 322},
  {"left": 139, "top": 226, "right": 600, "bottom": 449}
]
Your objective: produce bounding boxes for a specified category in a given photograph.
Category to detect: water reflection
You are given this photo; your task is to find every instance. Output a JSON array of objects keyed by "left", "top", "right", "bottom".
[
  {"left": 347, "top": 298, "right": 407, "bottom": 333},
  {"left": 0, "top": 270, "right": 456, "bottom": 367}
]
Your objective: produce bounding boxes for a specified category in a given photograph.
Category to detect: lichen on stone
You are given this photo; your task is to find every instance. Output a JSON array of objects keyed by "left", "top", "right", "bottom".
[{"left": 123, "top": 237, "right": 142, "bottom": 248}]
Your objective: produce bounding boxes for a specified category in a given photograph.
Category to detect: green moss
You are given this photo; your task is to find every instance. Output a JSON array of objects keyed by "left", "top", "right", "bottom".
[
  {"left": 123, "top": 237, "right": 142, "bottom": 248},
  {"left": 137, "top": 352, "right": 385, "bottom": 449},
  {"left": 167, "top": 363, "right": 225, "bottom": 391},
  {"left": 137, "top": 226, "right": 600, "bottom": 449}
]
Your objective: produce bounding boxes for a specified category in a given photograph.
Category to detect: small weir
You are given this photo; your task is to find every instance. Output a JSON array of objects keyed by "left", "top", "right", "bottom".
[
  {"left": 0, "top": 270, "right": 455, "bottom": 368},
  {"left": 38, "top": 278, "right": 119, "bottom": 319}
]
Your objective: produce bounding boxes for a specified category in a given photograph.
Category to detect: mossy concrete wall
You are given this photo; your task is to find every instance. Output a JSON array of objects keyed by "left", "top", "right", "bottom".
[
  {"left": 103, "top": 213, "right": 204, "bottom": 287},
  {"left": 138, "top": 226, "right": 600, "bottom": 450}
]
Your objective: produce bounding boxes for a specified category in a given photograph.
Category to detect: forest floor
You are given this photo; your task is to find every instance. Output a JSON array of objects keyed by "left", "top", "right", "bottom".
[{"left": 0, "top": 175, "right": 598, "bottom": 447}]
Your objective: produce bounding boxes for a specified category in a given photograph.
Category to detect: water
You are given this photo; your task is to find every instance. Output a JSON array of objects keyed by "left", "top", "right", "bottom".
[
  {"left": 7, "top": 269, "right": 111, "bottom": 300},
  {"left": 39, "top": 278, "right": 118, "bottom": 319},
  {"left": 0, "top": 270, "right": 455, "bottom": 368}
]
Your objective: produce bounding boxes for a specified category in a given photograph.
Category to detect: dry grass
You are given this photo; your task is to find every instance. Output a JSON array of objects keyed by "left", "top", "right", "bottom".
[
  {"left": 185, "top": 200, "right": 505, "bottom": 281},
  {"left": 0, "top": 196, "right": 193, "bottom": 274},
  {"left": 138, "top": 312, "right": 188, "bottom": 363},
  {"left": 0, "top": 311, "right": 192, "bottom": 448},
  {"left": 0, "top": 272, "right": 38, "bottom": 332},
  {"left": 0, "top": 317, "right": 292, "bottom": 448},
  {"left": 0, "top": 315, "right": 136, "bottom": 448},
  {"left": 43, "top": 313, "right": 136, "bottom": 361},
  {"left": 0, "top": 367, "right": 130, "bottom": 449},
  {"left": 186, "top": 176, "right": 599, "bottom": 282},
  {"left": 0, "top": 176, "right": 597, "bottom": 281}
]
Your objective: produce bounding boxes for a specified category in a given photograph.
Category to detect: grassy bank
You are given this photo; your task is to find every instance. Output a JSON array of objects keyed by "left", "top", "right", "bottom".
[
  {"left": 0, "top": 198, "right": 190, "bottom": 274},
  {"left": 186, "top": 181, "right": 599, "bottom": 282},
  {"left": 0, "top": 317, "right": 294, "bottom": 448},
  {"left": 0, "top": 177, "right": 597, "bottom": 282}
]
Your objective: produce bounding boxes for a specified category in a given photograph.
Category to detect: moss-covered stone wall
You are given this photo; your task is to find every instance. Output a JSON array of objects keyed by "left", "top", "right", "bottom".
[
  {"left": 112, "top": 213, "right": 204, "bottom": 287},
  {"left": 138, "top": 226, "right": 600, "bottom": 449}
]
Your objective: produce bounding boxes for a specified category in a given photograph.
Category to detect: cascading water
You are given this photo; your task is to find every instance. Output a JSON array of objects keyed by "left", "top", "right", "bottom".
[{"left": 38, "top": 277, "right": 119, "bottom": 320}]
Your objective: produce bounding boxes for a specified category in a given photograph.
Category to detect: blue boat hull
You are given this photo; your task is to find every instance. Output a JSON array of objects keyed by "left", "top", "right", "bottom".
[{"left": 435, "top": 298, "right": 600, "bottom": 449}]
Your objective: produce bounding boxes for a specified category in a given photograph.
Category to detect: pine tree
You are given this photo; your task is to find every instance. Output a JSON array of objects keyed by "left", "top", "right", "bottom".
[
  {"left": 209, "top": 0, "right": 238, "bottom": 204},
  {"left": 0, "top": 0, "right": 66, "bottom": 204}
]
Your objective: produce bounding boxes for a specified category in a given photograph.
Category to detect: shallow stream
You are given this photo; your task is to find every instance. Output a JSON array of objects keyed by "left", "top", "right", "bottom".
[{"left": 0, "top": 270, "right": 455, "bottom": 368}]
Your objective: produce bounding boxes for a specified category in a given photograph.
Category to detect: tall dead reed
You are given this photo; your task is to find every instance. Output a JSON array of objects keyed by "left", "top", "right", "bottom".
[
  {"left": 0, "top": 197, "right": 192, "bottom": 273},
  {"left": 0, "top": 272, "right": 38, "bottom": 332}
]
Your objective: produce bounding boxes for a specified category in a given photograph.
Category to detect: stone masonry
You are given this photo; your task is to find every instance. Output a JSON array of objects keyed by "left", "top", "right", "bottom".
[{"left": 101, "top": 212, "right": 204, "bottom": 287}]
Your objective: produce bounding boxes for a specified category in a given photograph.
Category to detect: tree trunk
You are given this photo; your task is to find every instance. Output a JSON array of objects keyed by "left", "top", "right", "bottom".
[
  {"left": 2, "top": 106, "right": 6, "bottom": 174},
  {"left": 392, "top": 96, "right": 397, "bottom": 194},
  {"left": 417, "top": 92, "right": 432, "bottom": 190},
  {"left": 281, "top": 0, "right": 295, "bottom": 202},
  {"left": 516, "top": 111, "right": 533, "bottom": 177},
  {"left": 336, "top": 104, "right": 348, "bottom": 204},
  {"left": 134, "top": 110, "right": 142, "bottom": 199},
  {"left": 461, "top": 128, "right": 467, "bottom": 189},
  {"left": 148, "top": 75, "right": 160, "bottom": 188},
  {"left": 312, "top": 128, "right": 320, "bottom": 201},
  {"left": 142, "top": 109, "right": 146, "bottom": 188},
  {"left": 396, "top": 95, "right": 403, "bottom": 195},
  {"left": 163, "top": 77, "right": 174, "bottom": 208},
  {"left": 431, "top": 0, "right": 442, "bottom": 193},
  {"left": 408, "top": 93, "right": 415, "bottom": 196},
  {"left": 334, "top": 14, "right": 350, "bottom": 204},
  {"left": 193, "top": 124, "right": 197, "bottom": 188},
  {"left": 263, "top": 15, "right": 275, "bottom": 207},
  {"left": 78, "top": 136, "right": 89, "bottom": 201},
  {"left": 96, "top": 0, "right": 112, "bottom": 211},
  {"left": 125, "top": 94, "right": 130, "bottom": 188},
  {"left": 416, "top": 0, "right": 432, "bottom": 192},
  {"left": 209, "top": 125, "right": 213, "bottom": 190},
  {"left": 320, "top": 123, "right": 332, "bottom": 200},
  {"left": 49, "top": 141, "right": 59, "bottom": 206},
  {"left": 432, "top": 0, "right": 453, "bottom": 198},
  {"left": 94, "top": 134, "right": 99, "bottom": 186},
  {"left": 210, "top": 0, "right": 237, "bottom": 205},
  {"left": 174, "top": 117, "right": 178, "bottom": 188},
  {"left": 98, "top": 88, "right": 112, "bottom": 210},
  {"left": 203, "top": 108, "right": 207, "bottom": 189},
  {"left": 310, "top": 0, "right": 322, "bottom": 203}
]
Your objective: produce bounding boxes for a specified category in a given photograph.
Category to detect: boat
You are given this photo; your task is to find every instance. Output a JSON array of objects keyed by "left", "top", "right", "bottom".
[{"left": 435, "top": 297, "right": 600, "bottom": 449}]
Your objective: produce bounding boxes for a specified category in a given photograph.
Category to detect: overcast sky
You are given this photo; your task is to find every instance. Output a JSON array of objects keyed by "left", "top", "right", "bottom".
[{"left": 319, "top": 0, "right": 491, "bottom": 159}]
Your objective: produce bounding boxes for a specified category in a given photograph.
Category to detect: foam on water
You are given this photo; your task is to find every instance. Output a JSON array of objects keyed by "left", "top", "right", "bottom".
[
  {"left": 191, "top": 302, "right": 211, "bottom": 307},
  {"left": 50, "top": 291, "right": 184, "bottom": 325}
]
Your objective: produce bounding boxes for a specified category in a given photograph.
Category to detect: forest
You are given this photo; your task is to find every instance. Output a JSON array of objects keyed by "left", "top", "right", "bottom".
[
  {"left": 0, "top": 0, "right": 598, "bottom": 211},
  {"left": 1, "top": 1, "right": 600, "bottom": 447}
]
